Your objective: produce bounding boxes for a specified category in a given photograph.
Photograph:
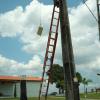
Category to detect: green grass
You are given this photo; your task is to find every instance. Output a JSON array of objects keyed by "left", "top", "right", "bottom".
[
  {"left": 0, "top": 93, "right": 100, "bottom": 100},
  {"left": 0, "top": 97, "right": 64, "bottom": 100},
  {"left": 80, "top": 92, "right": 100, "bottom": 99}
]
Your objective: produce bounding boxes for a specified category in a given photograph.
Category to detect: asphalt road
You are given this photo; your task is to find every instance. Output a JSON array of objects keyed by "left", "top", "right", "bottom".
[{"left": 81, "top": 99, "right": 99, "bottom": 100}]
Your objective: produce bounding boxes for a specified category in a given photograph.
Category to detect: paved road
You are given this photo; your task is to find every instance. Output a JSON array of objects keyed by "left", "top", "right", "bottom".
[{"left": 81, "top": 99, "right": 99, "bottom": 100}]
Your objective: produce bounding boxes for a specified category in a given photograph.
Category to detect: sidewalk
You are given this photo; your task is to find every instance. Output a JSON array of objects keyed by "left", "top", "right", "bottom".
[{"left": 81, "top": 98, "right": 100, "bottom": 100}]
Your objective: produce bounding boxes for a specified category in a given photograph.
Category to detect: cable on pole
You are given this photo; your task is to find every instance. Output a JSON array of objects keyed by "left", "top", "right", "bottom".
[
  {"left": 82, "top": 0, "right": 98, "bottom": 22},
  {"left": 82, "top": 0, "right": 100, "bottom": 41},
  {"left": 37, "top": 0, "right": 43, "bottom": 36}
]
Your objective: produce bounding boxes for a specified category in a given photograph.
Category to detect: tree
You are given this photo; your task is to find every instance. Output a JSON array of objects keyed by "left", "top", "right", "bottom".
[
  {"left": 48, "top": 64, "right": 64, "bottom": 94},
  {"left": 76, "top": 72, "right": 82, "bottom": 83},
  {"left": 50, "top": 64, "right": 64, "bottom": 83},
  {"left": 56, "top": 80, "right": 64, "bottom": 94},
  {"left": 48, "top": 64, "right": 83, "bottom": 94},
  {"left": 82, "top": 77, "right": 92, "bottom": 94}
]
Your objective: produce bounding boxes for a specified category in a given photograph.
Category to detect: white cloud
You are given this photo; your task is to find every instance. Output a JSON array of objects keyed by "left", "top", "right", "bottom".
[
  {"left": 0, "top": 0, "right": 100, "bottom": 89},
  {"left": 0, "top": 0, "right": 55, "bottom": 56},
  {"left": 0, "top": 54, "right": 42, "bottom": 76},
  {"left": 0, "top": 6, "right": 24, "bottom": 37},
  {"left": 0, "top": 0, "right": 53, "bottom": 77}
]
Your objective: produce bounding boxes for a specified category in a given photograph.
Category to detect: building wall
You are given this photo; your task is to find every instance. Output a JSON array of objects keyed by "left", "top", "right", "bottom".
[
  {"left": 0, "top": 81, "right": 40, "bottom": 97},
  {"left": 26, "top": 81, "right": 40, "bottom": 97},
  {"left": 16, "top": 82, "right": 20, "bottom": 97},
  {"left": 0, "top": 82, "right": 14, "bottom": 97},
  {"left": 16, "top": 81, "right": 40, "bottom": 97}
]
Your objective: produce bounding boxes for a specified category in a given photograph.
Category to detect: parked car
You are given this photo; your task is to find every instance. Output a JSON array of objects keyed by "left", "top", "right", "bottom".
[{"left": 49, "top": 92, "right": 57, "bottom": 96}]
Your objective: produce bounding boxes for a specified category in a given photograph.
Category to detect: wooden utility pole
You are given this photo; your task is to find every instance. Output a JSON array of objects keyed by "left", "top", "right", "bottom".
[
  {"left": 97, "top": 0, "right": 100, "bottom": 41},
  {"left": 59, "top": 0, "right": 80, "bottom": 100},
  {"left": 39, "top": 0, "right": 80, "bottom": 100},
  {"left": 14, "top": 82, "right": 16, "bottom": 98},
  {"left": 20, "top": 76, "right": 27, "bottom": 100}
]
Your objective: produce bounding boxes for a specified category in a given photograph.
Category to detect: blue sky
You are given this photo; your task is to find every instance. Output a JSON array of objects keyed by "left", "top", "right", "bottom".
[
  {"left": 0, "top": 0, "right": 82, "bottom": 13},
  {"left": 0, "top": 37, "right": 32, "bottom": 63},
  {"left": 0, "top": 0, "right": 82, "bottom": 63},
  {"left": 0, "top": 0, "right": 32, "bottom": 13},
  {"left": 0, "top": 0, "right": 32, "bottom": 62},
  {"left": 0, "top": 0, "right": 100, "bottom": 90}
]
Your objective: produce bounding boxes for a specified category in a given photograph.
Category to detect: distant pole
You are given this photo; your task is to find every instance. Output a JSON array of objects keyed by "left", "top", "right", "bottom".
[
  {"left": 20, "top": 76, "right": 27, "bottom": 100},
  {"left": 73, "top": 78, "right": 80, "bottom": 100},
  {"left": 59, "top": 0, "right": 80, "bottom": 100},
  {"left": 96, "top": 0, "right": 100, "bottom": 41}
]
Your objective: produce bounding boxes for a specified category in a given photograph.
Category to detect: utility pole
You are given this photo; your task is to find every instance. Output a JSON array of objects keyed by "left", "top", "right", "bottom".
[
  {"left": 20, "top": 76, "right": 27, "bottom": 100},
  {"left": 39, "top": 0, "right": 80, "bottom": 100},
  {"left": 59, "top": 0, "right": 80, "bottom": 100},
  {"left": 96, "top": 0, "right": 100, "bottom": 40}
]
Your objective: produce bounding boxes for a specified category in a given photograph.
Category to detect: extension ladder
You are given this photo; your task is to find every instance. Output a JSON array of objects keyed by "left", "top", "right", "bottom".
[{"left": 39, "top": 3, "right": 60, "bottom": 100}]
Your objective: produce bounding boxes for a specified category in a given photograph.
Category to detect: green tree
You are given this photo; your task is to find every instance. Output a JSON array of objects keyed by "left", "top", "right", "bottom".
[
  {"left": 56, "top": 80, "right": 65, "bottom": 94},
  {"left": 82, "top": 77, "right": 92, "bottom": 94},
  {"left": 48, "top": 64, "right": 83, "bottom": 94},
  {"left": 48, "top": 64, "right": 64, "bottom": 94},
  {"left": 76, "top": 72, "right": 82, "bottom": 83}
]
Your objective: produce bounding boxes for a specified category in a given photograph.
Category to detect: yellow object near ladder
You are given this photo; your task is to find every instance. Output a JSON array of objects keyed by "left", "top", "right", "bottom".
[{"left": 37, "top": 26, "right": 43, "bottom": 36}]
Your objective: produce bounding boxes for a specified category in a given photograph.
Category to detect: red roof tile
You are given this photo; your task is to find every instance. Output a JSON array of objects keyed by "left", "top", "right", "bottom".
[{"left": 0, "top": 76, "right": 42, "bottom": 82}]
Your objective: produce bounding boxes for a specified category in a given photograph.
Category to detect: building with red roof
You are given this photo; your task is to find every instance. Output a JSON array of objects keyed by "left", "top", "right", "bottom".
[{"left": 0, "top": 75, "right": 42, "bottom": 97}]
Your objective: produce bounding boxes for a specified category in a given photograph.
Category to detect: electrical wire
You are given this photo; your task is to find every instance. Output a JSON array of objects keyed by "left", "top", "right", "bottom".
[
  {"left": 83, "top": 0, "right": 88, "bottom": 2},
  {"left": 39, "top": 0, "right": 42, "bottom": 26},
  {"left": 82, "top": 0, "right": 98, "bottom": 22},
  {"left": 35, "top": 0, "right": 42, "bottom": 26}
]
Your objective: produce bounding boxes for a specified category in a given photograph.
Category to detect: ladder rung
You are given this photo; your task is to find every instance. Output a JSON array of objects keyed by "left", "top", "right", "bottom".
[
  {"left": 50, "top": 37, "right": 55, "bottom": 40},
  {"left": 54, "top": 10, "right": 59, "bottom": 13},
  {"left": 52, "top": 24, "right": 57, "bottom": 27},
  {"left": 46, "top": 65, "right": 50, "bottom": 66},
  {"left": 47, "top": 58, "right": 51, "bottom": 60},
  {"left": 54, "top": 17, "right": 58, "bottom": 20},
  {"left": 51, "top": 31, "right": 56, "bottom": 33},
  {"left": 49, "top": 44, "right": 54, "bottom": 47},
  {"left": 48, "top": 51, "right": 53, "bottom": 53}
]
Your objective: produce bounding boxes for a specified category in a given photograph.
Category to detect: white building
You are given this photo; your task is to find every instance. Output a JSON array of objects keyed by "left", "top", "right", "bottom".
[{"left": 0, "top": 76, "right": 42, "bottom": 97}]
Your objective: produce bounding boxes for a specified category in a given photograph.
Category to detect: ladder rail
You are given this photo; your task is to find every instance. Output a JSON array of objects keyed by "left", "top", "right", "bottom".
[
  {"left": 45, "top": 32, "right": 59, "bottom": 100},
  {"left": 44, "top": 10, "right": 60, "bottom": 100},
  {"left": 38, "top": 5, "right": 59, "bottom": 100}
]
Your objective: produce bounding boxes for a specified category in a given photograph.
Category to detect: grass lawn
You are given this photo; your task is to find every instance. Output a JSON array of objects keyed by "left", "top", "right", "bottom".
[
  {"left": 0, "top": 93, "right": 100, "bottom": 100},
  {"left": 80, "top": 93, "right": 100, "bottom": 99},
  {"left": 0, "top": 97, "right": 64, "bottom": 100}
]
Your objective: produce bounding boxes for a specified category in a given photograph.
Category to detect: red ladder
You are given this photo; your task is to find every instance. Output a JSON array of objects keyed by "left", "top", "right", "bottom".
[{"left": 39, "top": 4, "right": 60, "bottom": 100}]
